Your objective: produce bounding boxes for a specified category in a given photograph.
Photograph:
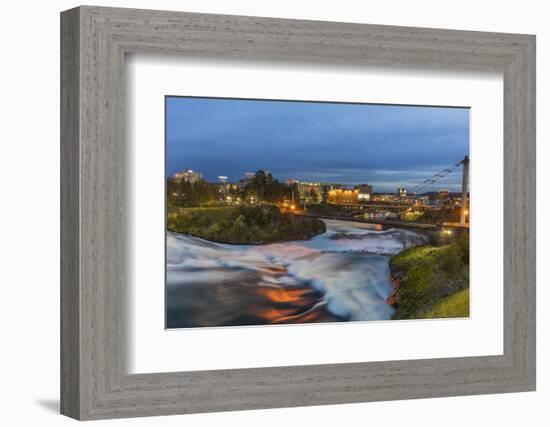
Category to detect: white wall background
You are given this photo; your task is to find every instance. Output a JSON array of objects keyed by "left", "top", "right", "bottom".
[{"left": 0, "top": 0, "right": 546, "bottom": 425}]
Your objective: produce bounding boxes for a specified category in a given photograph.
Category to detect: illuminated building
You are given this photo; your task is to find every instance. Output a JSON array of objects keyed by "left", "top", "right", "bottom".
[
  {"left": 328, "top": 188, "right": 359, "bottom": 205},
  {"left": 355, "top": 184, "right": 373, "bottom": 202},
  {"left": 172, "top": 169, "right": 203, "bottom": 183},
  {"left": 397, "top": 187, "right": 407, "bottom": 198},
  {"left": 414, "top": 196, "right": 430, "bottom": 206},
  {"left": 297, "top": 181, "right": 323, "bottom": 203}
]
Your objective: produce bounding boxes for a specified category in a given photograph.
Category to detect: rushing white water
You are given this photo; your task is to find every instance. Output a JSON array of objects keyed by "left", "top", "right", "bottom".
[{"left": 166, "top": 220, "right": 429, "bottom": 328}]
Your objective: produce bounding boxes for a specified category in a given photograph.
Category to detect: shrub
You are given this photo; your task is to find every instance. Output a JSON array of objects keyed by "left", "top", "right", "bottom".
[{"left": 167, "top": 205, "right": 325, "bottom": 244}]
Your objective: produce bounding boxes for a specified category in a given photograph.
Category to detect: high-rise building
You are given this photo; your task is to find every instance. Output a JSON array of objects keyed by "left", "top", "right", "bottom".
[
  {"left": 397, "top": 187, "right": 407, "bottom": 198},
  {"left": 355, "top": 184, "right": 373, "bottom": 202},
  {"left": 172, "top": 169, "right": 203, "bottom": 183}
]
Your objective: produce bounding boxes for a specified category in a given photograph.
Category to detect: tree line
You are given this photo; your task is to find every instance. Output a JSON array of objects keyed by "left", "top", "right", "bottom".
[{"left": 167, "top": 170, "right": 298, "bottom": 208}]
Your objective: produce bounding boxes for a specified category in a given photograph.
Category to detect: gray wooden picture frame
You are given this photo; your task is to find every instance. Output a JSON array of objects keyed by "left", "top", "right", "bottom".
[{"left": 60, "top": 5, "right": 536, "bottom": 420}]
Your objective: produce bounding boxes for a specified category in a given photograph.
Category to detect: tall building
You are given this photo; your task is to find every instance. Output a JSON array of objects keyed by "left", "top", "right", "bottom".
[
  {"left": 355, "top": 184, "right": 373, "bottom": 202},
  {"left": 397, "top": 187, "right": 407, "bottom": 198},
  {"left": 172, "top": 169, "right": 203, "bottom": 183}
]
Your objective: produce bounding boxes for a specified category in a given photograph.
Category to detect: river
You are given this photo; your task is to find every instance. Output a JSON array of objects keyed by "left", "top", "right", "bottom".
[{"left": 166, "top": 219, "right": 429, "bottom": 328}]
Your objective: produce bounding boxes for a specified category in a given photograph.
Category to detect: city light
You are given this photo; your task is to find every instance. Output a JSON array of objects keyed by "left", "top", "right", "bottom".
[{"left": 168, "top": 165, "right": 469, "bottom": 229}]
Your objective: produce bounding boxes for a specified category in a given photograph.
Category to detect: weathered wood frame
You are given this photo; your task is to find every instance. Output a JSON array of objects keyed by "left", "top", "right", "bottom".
[{"left": 60, "top": 5, "right": 536, "bottom": 420}]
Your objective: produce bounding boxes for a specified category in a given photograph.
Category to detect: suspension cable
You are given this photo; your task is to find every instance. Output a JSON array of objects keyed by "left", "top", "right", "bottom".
[{"left": 409, "top": 160, "right": 463, "bottom": 194}]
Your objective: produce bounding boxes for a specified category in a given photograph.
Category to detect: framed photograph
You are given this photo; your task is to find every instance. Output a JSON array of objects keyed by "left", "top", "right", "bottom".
[
  {"left": 61, "top": 6, "right": 536, "bottom": 420},
  {"left": 164, "top": 97, "right": 471, "bottom": 329}
]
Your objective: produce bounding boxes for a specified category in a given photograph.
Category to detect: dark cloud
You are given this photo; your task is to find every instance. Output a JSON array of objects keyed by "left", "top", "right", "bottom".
[{"left": 166, "top": 97, "right": 469, "bottom": 193}]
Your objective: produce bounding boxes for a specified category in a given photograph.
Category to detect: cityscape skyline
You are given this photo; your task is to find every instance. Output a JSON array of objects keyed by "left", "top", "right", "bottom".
[
  {"left": 166, "top": 97, "right": 469, "bottom": 192},
  {"left": 170, "top": 167, "right": 466, "bottom": 196}
]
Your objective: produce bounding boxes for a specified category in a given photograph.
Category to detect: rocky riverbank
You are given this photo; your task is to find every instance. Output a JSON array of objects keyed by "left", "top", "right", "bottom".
[{"left": 386, "top": 270, "right": 403, "bottom": 306}]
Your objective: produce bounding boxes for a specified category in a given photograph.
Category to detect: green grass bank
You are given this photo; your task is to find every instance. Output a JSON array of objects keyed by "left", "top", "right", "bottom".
[
  {"left": 167, "top": 205, "right": 326, "bottom": 244},
  {"left": 388, "top": 232, "right": 470, "bottom": 319}
]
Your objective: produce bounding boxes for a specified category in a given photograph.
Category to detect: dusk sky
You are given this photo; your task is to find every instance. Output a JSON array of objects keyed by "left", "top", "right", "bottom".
[{"left": 166, "top": 96, "right": 469, "bottom": 193}]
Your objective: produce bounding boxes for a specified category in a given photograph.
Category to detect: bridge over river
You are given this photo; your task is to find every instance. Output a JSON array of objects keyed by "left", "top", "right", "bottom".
[
  {"left": 292, "top": 155, "right": 470, "bottom": 233},
  {"left": 294, "top": 213, "right": 469, "bottom": 232}
]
